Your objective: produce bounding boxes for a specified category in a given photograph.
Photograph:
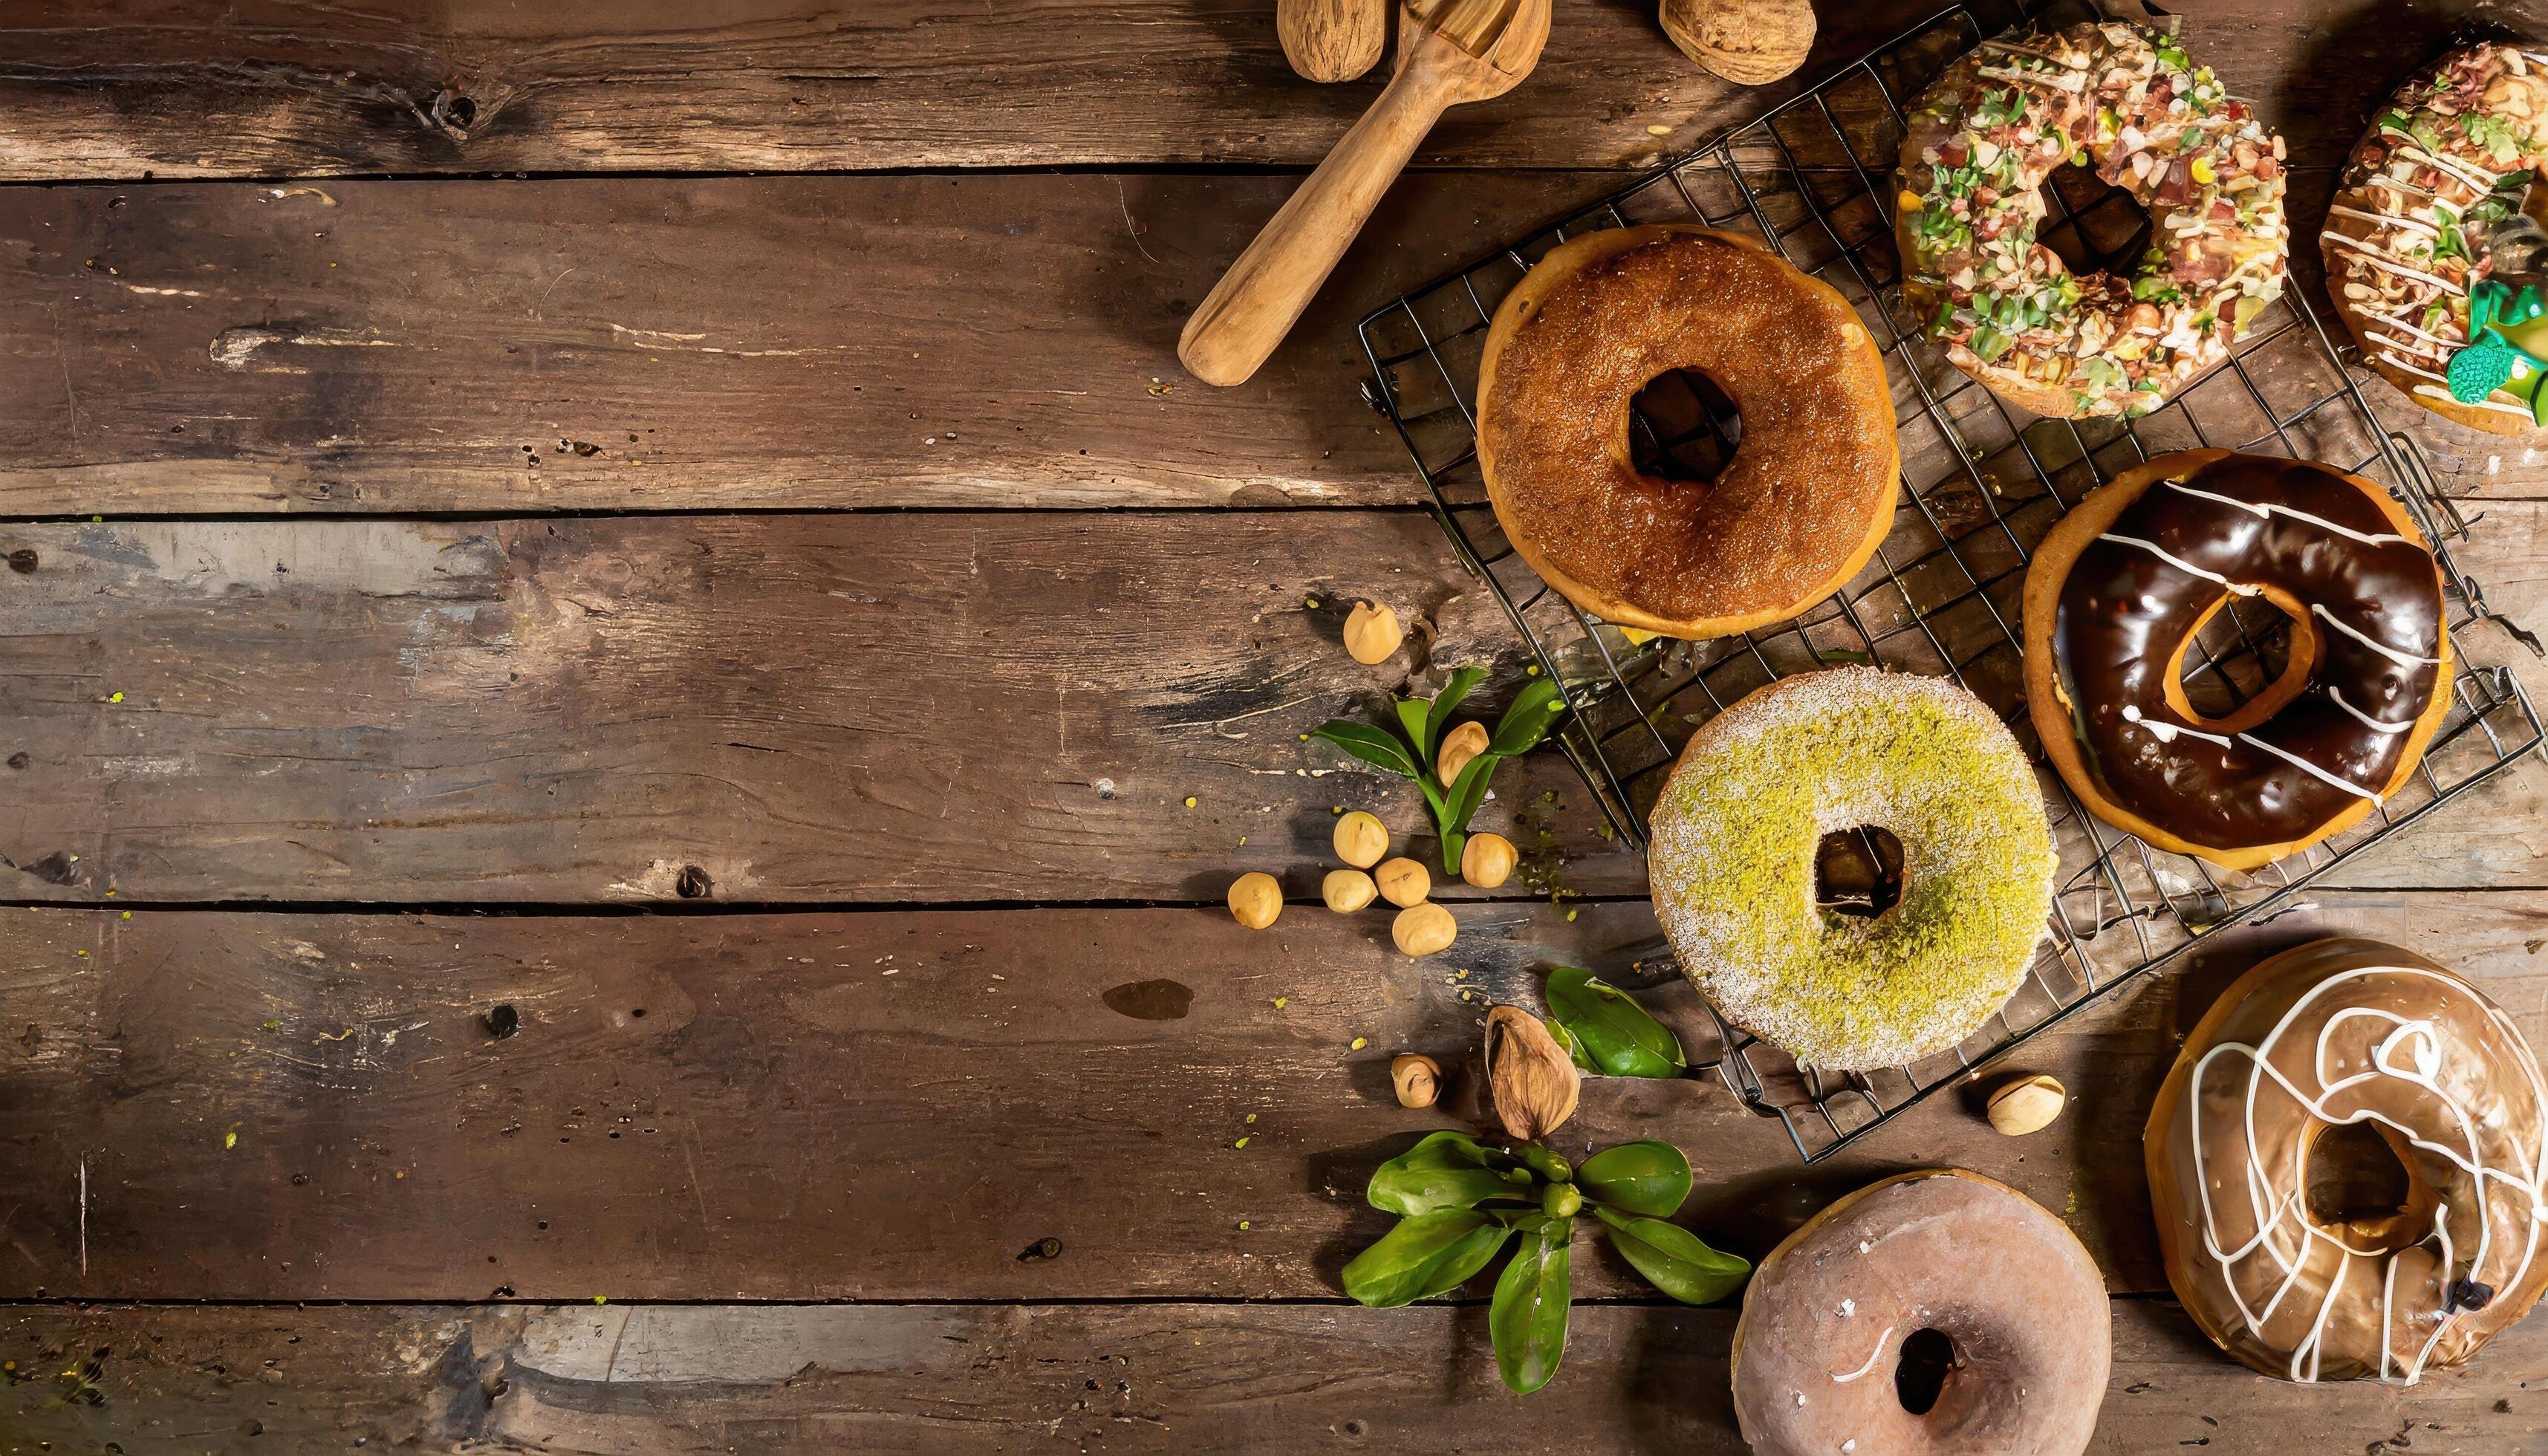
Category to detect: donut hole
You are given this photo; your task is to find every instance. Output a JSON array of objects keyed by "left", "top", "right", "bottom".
[
  {"left": 2167, "top": 588, "right": 2315, "bottom": 734},
  {"left": 2036, "top": 163, "right": 2155, "bottom": 278},
  {"left": 1815, "top": 825, "right": 1905, "bottom": 918},
  {"left": 1627, "top": 368, "right": 1743, "bottom": 486},
  {"left": 2304, "top": 1119, "right": 2437, "bottom": 1255},
  {"left": 1893, "top": 1327, "right": 1957, "bottom": 1417}
]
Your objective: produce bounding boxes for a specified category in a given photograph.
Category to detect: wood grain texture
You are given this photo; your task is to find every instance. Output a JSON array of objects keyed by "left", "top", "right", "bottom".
[
  {"left": 15, "top": 166, "right": 2548, "bottom": 516},
  {"left": 1, "top": 508, "right": 2544, "bottom": 906},
  {"left": 2, "top": 891, "right": 2544, "bottom": 1303},
  {"left": 0, "top": 0, "right": 2508, "bottom": 181},
  {"left": 4, "top": 1297, "right": 2545, "bottom": 1453}
]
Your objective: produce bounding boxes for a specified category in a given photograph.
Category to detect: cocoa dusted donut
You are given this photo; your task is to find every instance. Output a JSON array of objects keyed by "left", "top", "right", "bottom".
[
  {"left": 2146, "top": 937, "right": 2548, "bottom": 1383},
  {"left": 1897, "top": 20, "right": 2289, "bottom": 417},
  {"left": 2023, "top": 449, "right": 2453, "bottom": 870},
  {"left": 1475, "top": 224, "right": 1899, "bottom": 640},
  {"left": 1731, "top": 1169, "right": 2110, "bottom": 1456}
]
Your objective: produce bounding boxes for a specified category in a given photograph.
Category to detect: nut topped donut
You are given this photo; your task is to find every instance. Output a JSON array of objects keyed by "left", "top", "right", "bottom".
[
  {"left": 1732, "top": 1169, "right": 2110, "bottom": 1456},
  {"left": 1648, "top": 668, "right": 2056, "bottom": 1071},
  {"left": 2146, "top": 937, "right": 2548, "bottom": 1383},
  {"left": 1475, "top": 225, "right": 1899, "bottom": 640},
  {"left": 2322, "top": 43, "right": 2548, "bottom": 433},
  {"left": 2023, "top": 449, "right": 2453, "bottom": 870},
  {"left": 1897, "top": 20, "right": 2289, "bottom": 417}
]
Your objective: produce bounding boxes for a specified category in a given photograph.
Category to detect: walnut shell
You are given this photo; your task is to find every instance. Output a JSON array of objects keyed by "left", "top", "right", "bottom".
[
  {"left": 1278, "top": 0, "right": 1387, "bottom": 84},
  {"left": 1659, "top": 0, "right": 1816, "bottom": 86}
]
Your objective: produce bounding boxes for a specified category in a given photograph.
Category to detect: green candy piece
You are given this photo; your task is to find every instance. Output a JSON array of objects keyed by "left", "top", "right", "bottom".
[
  {"left": 2470, "top": 279, "right": 2509, "bottom": 334},
  {"left": 2514, "top": 284, "right": 2547, "bottom": 326},
  {"left": 2532, "top": 371, "right": 2548, "bottom": 429},
  {"left": 2449, "top": 334, "right": 2518, "bottom": 403}
]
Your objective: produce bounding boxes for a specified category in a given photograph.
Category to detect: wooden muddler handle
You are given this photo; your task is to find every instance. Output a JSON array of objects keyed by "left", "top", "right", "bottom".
[{"left": 1177, "top": 62, "right": 1450, "bottom": 388}]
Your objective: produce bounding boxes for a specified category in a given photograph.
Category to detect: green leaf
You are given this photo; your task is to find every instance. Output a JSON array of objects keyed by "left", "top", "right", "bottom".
[
  {"left": 1576, "top": 1141, "right": 1692, "bottom": 1218},
  {"left": 1311, "top": 721, "right": 1421, "bottom": 779},
  {"left": 1593, "top": 1206, "right": 1749, "bottom": 1305},
  {"left": 1395, "top": 699, "right": 1436, "bottom": 766},
  {"left": 1487, "top": 677, "right": 1566, "bottom": 757},
  {"left": 1425, "top": 666, "right": 1489, "bottom": 758},
  {"left": 1368, "top": 1132, "right": 1533, "bottom": 1217},
  {"left": 1544, "top": 968, "right": 1686, "bottom": 1079},
  {"left": 1444, "top": 747, "right": 1498, "bottom": 832},
  {"left": 1489, "top": 1215, "right": 1573, "bottom": 1394},
  {"left": 1344, "top": 1209, "right": 1509, "bottom": 1307},
  {"left": 1543, "top": 1016, "right": 1598, "bottom": 1073}
]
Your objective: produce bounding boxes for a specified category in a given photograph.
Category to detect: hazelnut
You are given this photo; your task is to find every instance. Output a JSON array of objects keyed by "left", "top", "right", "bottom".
[
  {"left": 1659, "top": 0, "right": 1816, "bottom": 85},
  {"left": 1483, "top": 1005, "right": 1579, "bottom": 1139},
  {"left": 1460, "top": 832, "right": 1516, "bottom": 889},
  {"left": 1342, "top": 602, "right": 1403, "bottom": 665},
  {"left": 1322, "top": 868, "right": 1377, "bottom": 914},
  {"left": 1436, "top": 720, "right": 1489, "bottom": 784},
  {"left": 1375, "top": 857, "right": 1431, "bottom": 908},
  {"left": 1392, "top": 903, "right": 1457, "bottom": 957},
  {"left": 1391, "top": 1053, "right": 1443, "bottom": 1108},
  {"left": 1986, "top": 1073, "right": 2067, "bottom": 1137},
  {"left": 1226, "top": 872, "right": 1283, "bottom": 930},
  {"left": 1333, "top": 810, "right": 1388, "bottom": 868}
]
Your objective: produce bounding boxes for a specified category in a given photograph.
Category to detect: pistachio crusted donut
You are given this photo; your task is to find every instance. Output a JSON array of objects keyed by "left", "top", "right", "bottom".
[
  {"left": 1647, "top": 669, "right": 2058, "bottom": 1071},
  {"left": 1475, "top": 225, "right": 1899, "bottom": 640},
  {"left": 1732, "top": 1169, "right": 2110, "bottom": 1456},
  {"left": 1898, "top": 21, "right": 2289, "bottom": 417}
]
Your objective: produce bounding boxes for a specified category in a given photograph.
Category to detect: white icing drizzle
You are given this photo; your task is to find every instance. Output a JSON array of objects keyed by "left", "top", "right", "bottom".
[
  {"left": 2367, "top": 311, "right": 2459, "bottom": 348},
  {"left": 2327, "top": 204, "right": 2440, "bottom": 238},
  {"left": 2157, "top": 480, "right": 2411, "bottom": 547},
  {"left": 2327, "top": 685, "right": 2414, "bottom": 735},
  {"left": 2311, "top": 602, "right": 2445, "bottom": 670},
  {"left": 2381, "top": 134, "right": 2503, "bottom": 195},
  {"left": 2185, "top": 966, "right": 2548, "bottom": 1384},
  {"left": 2120, "top": 706, "right": 2386, "bottom": 802},
  {"left": 1830, "top": 1326, "right": 1896, "bottom": 1384},
  {"left": 2383, "top": 352, "right": 2456, "bottom": 386},
  {"left": 2097, "top": 533, "right": 2261, "bottom": 595},
  {"left": 2323, "top": 236, "right": 2468, "bottom": 294},
  {"left": 2369, "top": 331, "right": 2451, "bottom": 365}
]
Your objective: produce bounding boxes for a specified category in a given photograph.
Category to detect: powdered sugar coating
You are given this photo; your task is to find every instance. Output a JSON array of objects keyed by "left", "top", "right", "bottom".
[{"left": 1648, "top": 668, "right": 2058, "bottom": 1070}]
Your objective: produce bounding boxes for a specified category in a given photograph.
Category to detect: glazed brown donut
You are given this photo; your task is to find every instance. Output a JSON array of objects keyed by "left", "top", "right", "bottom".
[
  {"left": 1730, "top": 1169, "right": 2110, "bottom": 1456},
  {"left": 2145, "top": 937, "right": 2548, "bottom": 1383},
  {"left": 2023, "top": 449, "right": 2453, "bottom": 870},
  {"left": 1475, "top": 224, "right": 1899, "bottom": 640}
]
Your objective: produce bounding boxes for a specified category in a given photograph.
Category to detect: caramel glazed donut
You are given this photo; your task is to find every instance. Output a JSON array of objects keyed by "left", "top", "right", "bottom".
[
  {"left": 2024, "top": 449, "right": 2453, "bottom": 871},
  {"left": 2147, "top": 938, "right": 2548, "bottom": 1383},
  {"left": 1897, "top": 21, "right": 2289, "bottom": 418},
  {"left": 1475, "top": 225, "right": 1899, "bottom": 640},
  {"left": 1732, "top": 1170, "right": 2110, "bottom": 1456},
  {"left": 2322, "top": 43, "right": 2548, "bottom": 435}
]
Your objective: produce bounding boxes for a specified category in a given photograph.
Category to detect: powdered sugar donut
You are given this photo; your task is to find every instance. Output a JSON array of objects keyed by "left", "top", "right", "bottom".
[{"left": 1647, "top": 669, "right": 2057, "bottom": 1070}]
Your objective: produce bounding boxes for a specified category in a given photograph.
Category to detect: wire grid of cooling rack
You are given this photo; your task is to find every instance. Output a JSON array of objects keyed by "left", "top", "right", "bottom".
[{"left": 1356, "top": 0, "right": 2548, "bottom": 1161}]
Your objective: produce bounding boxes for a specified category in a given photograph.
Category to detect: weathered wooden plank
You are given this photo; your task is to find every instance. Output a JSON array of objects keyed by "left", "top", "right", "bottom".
[
  {"left": 1, "top": 891, "right": 2543, "bottom": 1303},
  {"left": 8, "top": 166, "right": 2546, "bottom": 517},
  {"left": 2, "top": 509, "right": 2544, "bottom": 906},
  {"left": 0, "top": 0, "right": 2483, "bottom": 180},
  {"left": 4, "top": 1297, "right": 2543, "bottom": 1453}
]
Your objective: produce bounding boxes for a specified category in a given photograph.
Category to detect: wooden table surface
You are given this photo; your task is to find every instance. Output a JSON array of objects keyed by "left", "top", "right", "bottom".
[{"left": 4, "top": 0, "right": 2548, "bottom": 1451}]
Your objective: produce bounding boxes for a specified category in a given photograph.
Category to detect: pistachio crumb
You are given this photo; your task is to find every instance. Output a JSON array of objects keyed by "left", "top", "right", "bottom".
[{"left": 1350, "top": 1036, "right": 1368, "bottom": 1050}]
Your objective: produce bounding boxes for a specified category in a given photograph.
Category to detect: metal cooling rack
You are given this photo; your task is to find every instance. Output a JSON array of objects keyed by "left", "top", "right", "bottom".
[{"left": 1356, "top": 0, "right": 2548, "bottom": 1162}]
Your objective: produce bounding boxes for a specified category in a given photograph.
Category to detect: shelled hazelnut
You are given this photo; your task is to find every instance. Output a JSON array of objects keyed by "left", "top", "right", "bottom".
[
  {"left": 1227, "top": 872, "right": 1284, "bottom": 930},
  {"left": 1322, "top": 868, "right": 1378, "bottom": 913},
  {"left": 1391, "top": 1053, "right": 1443, "bottom": 1108},
  {"left": 1460, "top": 832, "right": 1516, "bottom": 888},
  {"left": 1393, "top": 903, "right": 1457, "bottom": 957},
  {"left": 1342, "top": 602, "right": 1403, "bottom": 664},
  {"left": 1375, "top": 857, "right": 1431, "bottom": 909},
  {"left": 1333, "top": 810, "right": 1388, "bottom": 868},
  {"left": 1436, "top": 721, "right": 1489, "bottom": 784}
]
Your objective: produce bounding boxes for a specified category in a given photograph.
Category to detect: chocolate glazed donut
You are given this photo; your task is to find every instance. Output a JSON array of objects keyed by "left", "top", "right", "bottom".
[{"left": 2024, "top": 449, "right": 2453, "bottom": 869}]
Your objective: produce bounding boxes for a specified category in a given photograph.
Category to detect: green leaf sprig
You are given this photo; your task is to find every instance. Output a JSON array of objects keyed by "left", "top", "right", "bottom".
[
  {"left": 1342, "top": 1131, "right": 1749, "bottom": 1394},
  {"left": 1310, "top": 667, "right": 1567, "bottom": 874},
  {"left": 1542, "top": 967, "right": 1687, "bottom": 1079}
]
